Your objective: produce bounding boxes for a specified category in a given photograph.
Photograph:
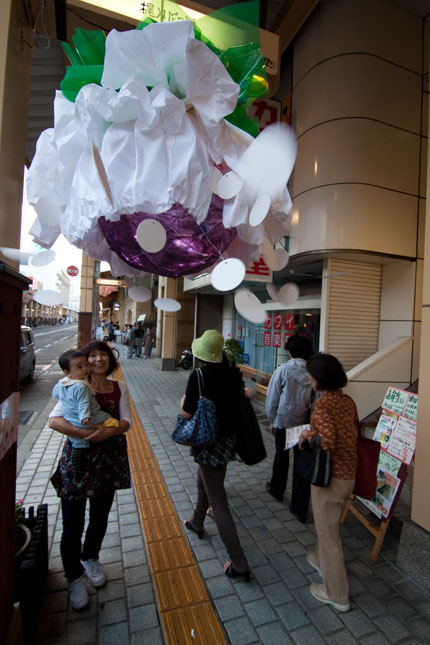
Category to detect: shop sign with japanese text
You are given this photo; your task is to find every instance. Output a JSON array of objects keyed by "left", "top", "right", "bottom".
[{"left": 245, "top": 257, "right": 272, "bottom": 283}]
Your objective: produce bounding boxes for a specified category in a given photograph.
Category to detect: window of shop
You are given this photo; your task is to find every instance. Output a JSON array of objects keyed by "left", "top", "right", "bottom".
[{"left": 235, "top": 309, "right": 320, "bottom": 383}]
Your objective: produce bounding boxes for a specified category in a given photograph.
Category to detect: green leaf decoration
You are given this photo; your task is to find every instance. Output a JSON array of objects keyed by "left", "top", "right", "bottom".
[{"left": 60, "top": 64, "right": 104, "bottom": 103}]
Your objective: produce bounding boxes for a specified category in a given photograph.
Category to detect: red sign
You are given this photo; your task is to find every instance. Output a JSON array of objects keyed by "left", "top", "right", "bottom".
[
  {"left": 285, "top": 314, "right": 294, "bottom": 331},
  {"left": 263, "top": 331, "right": 271, "bottom": 347},
  {"left": 273, "top": 332, "right": 282, "bottom": 348},
  {"left": 245, "top": 256, "right": 272, "bottom": 284},
  {"left": 67, "top": 265, "right": 79, "bottom": 277},
  {"left": 274, "top": 314, "right": 282, "bottom": 330},
  {"left": 264, "top": 314, "right": 272, "bottom": 329}
]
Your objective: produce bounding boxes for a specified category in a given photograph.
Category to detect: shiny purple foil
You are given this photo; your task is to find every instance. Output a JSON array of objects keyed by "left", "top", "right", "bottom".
[{"left": 98, "top": 195, "right": 236, "bottom": 278}]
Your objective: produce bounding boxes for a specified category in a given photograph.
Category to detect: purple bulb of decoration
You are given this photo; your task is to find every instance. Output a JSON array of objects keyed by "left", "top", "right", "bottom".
[{"left": 98, "top": 195, "right": 237, "bottom": 278}]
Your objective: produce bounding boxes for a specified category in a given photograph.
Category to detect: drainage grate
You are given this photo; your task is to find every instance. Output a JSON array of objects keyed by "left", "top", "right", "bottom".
[{"left": 19, "top": 410, "right": 37, "bottom": 425}]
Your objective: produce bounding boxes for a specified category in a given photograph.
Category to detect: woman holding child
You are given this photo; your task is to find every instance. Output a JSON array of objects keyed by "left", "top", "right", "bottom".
[{"left": 49, "top": 341, "right": 131, "bottom": 610}]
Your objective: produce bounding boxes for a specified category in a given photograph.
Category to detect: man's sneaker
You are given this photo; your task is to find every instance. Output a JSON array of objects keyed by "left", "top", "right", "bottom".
[
  {"left": 309, "top": 582, "right": 350, "bottom": 612},
  {"left": 82, "top": 559, "right": 106, "bottom": 588},
  {"left": 306, "top": 551, "right": 322, "bottom": 577},
  {"left": 69, "top": 576, "right": 89, "bottom": 610}
]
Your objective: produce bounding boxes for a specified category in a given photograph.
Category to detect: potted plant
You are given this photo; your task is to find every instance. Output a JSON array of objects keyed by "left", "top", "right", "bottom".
[{"left": 224, "top": 338, "right": 244, "bottom": 366}]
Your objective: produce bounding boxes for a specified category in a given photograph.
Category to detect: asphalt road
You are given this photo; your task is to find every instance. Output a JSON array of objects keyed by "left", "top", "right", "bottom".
[{"left": 17, "top": 323, "right": 78, "bottom": 471}]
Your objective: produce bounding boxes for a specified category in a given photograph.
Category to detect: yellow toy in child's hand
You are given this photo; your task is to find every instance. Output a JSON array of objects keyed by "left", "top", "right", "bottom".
[{"left": 103, "top": 418, "right": 120, "bottom": 428}]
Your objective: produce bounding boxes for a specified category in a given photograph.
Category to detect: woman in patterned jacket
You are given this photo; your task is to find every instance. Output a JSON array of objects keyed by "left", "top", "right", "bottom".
[{"left": 299, "top": 353, "right": 359, "bottom": 613}]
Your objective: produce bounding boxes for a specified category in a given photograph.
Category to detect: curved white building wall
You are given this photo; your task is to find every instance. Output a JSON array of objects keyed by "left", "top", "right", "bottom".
[{"left": 288, "top": 0, "right": 424, "bottom": 258}]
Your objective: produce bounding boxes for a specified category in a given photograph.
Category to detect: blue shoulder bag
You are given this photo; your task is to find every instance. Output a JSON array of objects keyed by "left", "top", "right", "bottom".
[{"left": 172, "top": 369, "right": 218, "bottom": 446}]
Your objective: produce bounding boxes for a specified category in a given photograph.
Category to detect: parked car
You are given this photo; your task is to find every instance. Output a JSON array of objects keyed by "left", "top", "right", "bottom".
[{"left": 19, "top": 326, "right": 36, "bottom": 382}]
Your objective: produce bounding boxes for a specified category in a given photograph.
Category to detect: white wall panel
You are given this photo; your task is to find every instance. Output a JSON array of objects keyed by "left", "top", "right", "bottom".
[
  {"left": 289, "top": 184, "right": 418, "bottom": 257},
  {"left": 293, "top": 0, "right": 422, "bottom": 84},
  {"left": 293, "top": 55, "right": 422, "bottom": 137},
  {"left": 379, "top": 321, "right": 414, "bottom": 349},
  {"left": 380, "top": 262, "right": 416, "bottom": 321},
  {"left": 291, "top": 119, "right": 420, "bottom": 198}
]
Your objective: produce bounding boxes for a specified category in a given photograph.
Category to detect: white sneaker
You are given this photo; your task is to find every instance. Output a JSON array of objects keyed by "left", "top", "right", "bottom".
[
  {"left": 309, "top": 582, "right": 350, "bottom": 612},
  {"left": 82, "top": 559, "right": 106, "bottom": 588},
  {"left": 306, "top": 551, "right": 322, "bottom": 577},
  {"left": 69, "top": 576, "right": 89, "bottom": 610}
]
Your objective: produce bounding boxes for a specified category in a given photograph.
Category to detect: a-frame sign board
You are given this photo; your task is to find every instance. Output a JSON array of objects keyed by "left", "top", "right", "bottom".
[{"left": 341, "top": 387, "right": 417, "bottom": 562}]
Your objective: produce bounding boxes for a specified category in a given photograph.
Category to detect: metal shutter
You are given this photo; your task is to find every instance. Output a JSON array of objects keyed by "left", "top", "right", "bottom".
[
  {"left": 325, "top": 259, "right": 382, "bottom": 371},
  {"left": 196, "top": 295, "right": 223, "bottom": 337}
]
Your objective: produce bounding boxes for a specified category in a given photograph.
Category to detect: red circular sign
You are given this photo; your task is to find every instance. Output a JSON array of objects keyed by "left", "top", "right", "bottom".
[{"left": 67, "top": 265, "right": 79, "bottom": 277}]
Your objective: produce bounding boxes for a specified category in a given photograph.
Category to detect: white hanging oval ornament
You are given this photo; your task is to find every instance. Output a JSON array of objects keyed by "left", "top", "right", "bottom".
[
  {"left": 216, "top": 171, "right": 244, "bottom": 200},
  {"left": 0, "top": 247, "right": 31, "bottom": 265},
  {"left": 278, "top": 282, "right": 300, "bottom": 305},
  {"left": 33, "top": 290, "right": 64, "bottom": 306},
  {"left": 249, "top": 194, "right": 271, "bottom": 227},
  {"left": 234, "top": 288, "right": 267, "bottom": 324},
  {"left": 266, "top": 283, "right": 279, "bottom": 300},
  {"left": 128, "top": 286, "right": 151, "bottom": 302},
  {"left": 154, "top": 298, "right": 181, "bottom": 312},
  {"left": 31, "top": 250, "right": 56, "bottom": 267},
  {"left": 209, "top": 167, "right": 223, "bottom": 195},
  {"left": 274, "top": 248, "right": 289, "bottom": 271},
  {"left": 34, "top": 196, "right": 62, "bottom": 227},
  {"left": 136, "top": 219, "right": 167, "bottom": 254},
  {"left": 210, "top": 258, "right": 246, "bottom": 292}
]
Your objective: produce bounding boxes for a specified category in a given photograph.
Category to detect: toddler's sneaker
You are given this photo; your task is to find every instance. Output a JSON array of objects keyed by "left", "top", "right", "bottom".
[
  {"left": 69, "top": 576, "right": 89, "bottom": 610},
  {"left": 82, "top": 559, "right": 106, "bottom": 587}
]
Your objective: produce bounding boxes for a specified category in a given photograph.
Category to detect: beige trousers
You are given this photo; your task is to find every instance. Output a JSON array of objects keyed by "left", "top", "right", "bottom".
[{"left": 311, "top": 477, "right": 355, "bottom": 604}]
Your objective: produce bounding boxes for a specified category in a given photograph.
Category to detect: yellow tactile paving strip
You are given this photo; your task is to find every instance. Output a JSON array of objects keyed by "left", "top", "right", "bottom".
[{"left": 121, "top": 376, "right": 226, "bottom": 645}]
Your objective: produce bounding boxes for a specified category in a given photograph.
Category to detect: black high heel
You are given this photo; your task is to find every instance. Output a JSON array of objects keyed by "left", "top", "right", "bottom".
[
  {"left": 184, "top": 520, "right": 204, "bottom": 539},
  {"left": 224, "top": 561, "right": 251, "bottom": 582}
]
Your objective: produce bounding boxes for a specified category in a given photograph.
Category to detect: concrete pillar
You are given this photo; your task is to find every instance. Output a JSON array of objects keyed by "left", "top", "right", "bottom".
[
  {"left": 0, "top": 0, "right": 32, "bottom": 265},
  {"left": 160, "top": 277, "right": 177, "bottom": 371}
]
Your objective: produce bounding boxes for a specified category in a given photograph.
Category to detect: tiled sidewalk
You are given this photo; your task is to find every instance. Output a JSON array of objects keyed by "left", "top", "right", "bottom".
[{"left": 17, "top": 349, "right": 430, "bottom": 643}]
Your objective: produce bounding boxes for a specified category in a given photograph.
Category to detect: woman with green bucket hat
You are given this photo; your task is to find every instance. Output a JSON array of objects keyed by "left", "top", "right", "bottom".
[{"left": 180, "top": 330, "right": 251, "bottom": 581}]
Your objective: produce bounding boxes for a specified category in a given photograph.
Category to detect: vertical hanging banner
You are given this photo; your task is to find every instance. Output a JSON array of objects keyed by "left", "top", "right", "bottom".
[
  {"left": 263, "top": 331, "right": 271, "bottom": 346},
  {"left": 285, "top": 314, "right": 294, "bottom": 331},
  {"left": 273, "top": 313, "right": 282, "bottom": 330},
  {"left": 273, "top": 331, "right": 281, "bottom": 347},
  {"left": 359, "top": 387, "right": 417, "bottom": 519}
]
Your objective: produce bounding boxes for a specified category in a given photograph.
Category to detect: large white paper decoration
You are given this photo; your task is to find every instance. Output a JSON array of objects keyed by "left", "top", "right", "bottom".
[{"left": 34, "top": 196, "right": 62, "bottom": 227}]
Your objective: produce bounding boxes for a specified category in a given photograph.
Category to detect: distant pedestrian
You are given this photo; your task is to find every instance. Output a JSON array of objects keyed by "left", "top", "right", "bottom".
[
  {"left": 143, "top": 327, "right": 153, "bottom": 358},
  {"left": 265, "top": 334, "right": 313, "bottom": 521},
  {"left": 126, "top": 324, "right": 136, "bottom": 359},
  {"left": 134, "top": 323, "right": 143, "bottom": 357}
]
